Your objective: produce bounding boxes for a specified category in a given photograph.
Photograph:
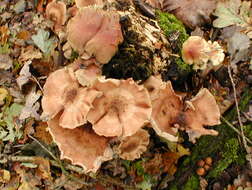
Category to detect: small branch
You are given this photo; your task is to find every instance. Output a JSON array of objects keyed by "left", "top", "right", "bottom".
[
  {"left": 228, "top": 65, "right": 252, "bottom": 168},
  {"left": 221, "top": 116, "right": 252, "bottom": 144}
]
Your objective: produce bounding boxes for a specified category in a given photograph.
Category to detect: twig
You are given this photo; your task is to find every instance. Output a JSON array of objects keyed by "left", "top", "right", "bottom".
[
  {"left": 0, "top": 155, "right": 138, "bottom": 189},
  {"left": 221, "top": 116, "right": 252, "bottom": 144},
  {"left": 228, "top": 65, "right": 252, "bottom": 168}
]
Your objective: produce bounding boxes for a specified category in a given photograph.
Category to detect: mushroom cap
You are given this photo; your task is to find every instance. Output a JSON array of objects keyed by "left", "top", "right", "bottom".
[
  {"left": 45, "top": 0, "right": 66, "bottom": 31},
  {"left": 83, "top": 11, "right": 123, "bottom": 63},
  {"left": 182, "top": 36, "right": 210, "bottom": 68},
  {"left": 67, "top": 7, "right": 104, "bottom": 55},
  {"left": 184, "top": 88, "right": 221, "bottom": 142},
  {"left": 87, "top": 78, "right": 152, "bottom": 137},
  {"left": 75, "top": 64, "right": 101, "bottom": 87},
  {"left": 118, "top": 129, "right": 149, "bottom": 160},
  {"left": 48, "top": 114, "right": 113, "bottom": 173},
  {"left": 41, "top": 68, "right": 102, "bottom": 129},
  {"left": 207, "top": 41, "right": 225, "bottom": 66},
  {"left": 75, "top": 0, "right": 104, "bottom": 8},
  {"left": 144, "top": 75, "right": 165, "bottom": 100},
  {"left": 67, "top": 7, "right": 123, "bottom": 64},
  {"left": 150, "top": 81, "right": 181, "bottom": 142}
]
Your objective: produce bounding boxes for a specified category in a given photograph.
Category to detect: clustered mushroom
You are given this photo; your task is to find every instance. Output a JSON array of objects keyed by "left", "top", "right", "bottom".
[
  {"left": 182, "top": 36, "right": 225, "bottom": 71},
  {"left": 41, "top": 0, "right": 222, "bottom": 173}
]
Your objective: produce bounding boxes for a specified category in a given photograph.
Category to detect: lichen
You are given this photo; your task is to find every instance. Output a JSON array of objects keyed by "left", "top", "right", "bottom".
[{"left": 156, "top": 11, "right": 189, "bottom": 53}]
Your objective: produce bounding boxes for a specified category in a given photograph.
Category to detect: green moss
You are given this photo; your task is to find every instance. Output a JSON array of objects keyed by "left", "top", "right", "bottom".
[
  {"left": 207, "top": 138, "right": 245, "bottom": 178},
  {"left": 244, "top": 124, "right": 252, "bottom": 141},
  {"left": 175, "top": 57, "right": 192, "bottom": 73},
  {"left": 183, "top": 175, "right": 200, "bottom": 190},
  {"left": 168, "top": 89, "right": 252, "bottom": 188},
  {"left": 156, "top": 11, "right": 189, "bottom": 53}
]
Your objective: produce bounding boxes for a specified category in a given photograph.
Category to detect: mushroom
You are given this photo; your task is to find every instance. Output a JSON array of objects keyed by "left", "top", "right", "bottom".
[
  {"left": 69, "top": 58, "right": 102, "bottom": 87},
  {"left": 87, "top": 78, "right": 152, "bottom": 137},
  {"left": 82, "top": 11, "right": 124, "bottom": 64},
  {"left": 117, "top": 129, "right": 150, "bottom": 160},
  {"left": 66, "top": 7, "right": 123, "bottom": 64},
  {"left": 45, "top": 0, "right": 66, "bottom": 32},
  {"left": 150, "top": 81, "right": 182, "bottom": 142},
  {"left": 48, "top": 114, "right": 113, "bottom": 173},
  {"left": 182, "top": 36, "right": 224, "bottom": 71},
  {"left": 41, "top": 68, "right": 102, "bottom": 129},
  {"left": 75, "top": 0, "right": 104, "bottom": 8},
  {"left": 183, "top": 88, "right": 221, "bottom": 142},
  {"left": 144, "top": 75, "right": 165, "bottom": 100}
]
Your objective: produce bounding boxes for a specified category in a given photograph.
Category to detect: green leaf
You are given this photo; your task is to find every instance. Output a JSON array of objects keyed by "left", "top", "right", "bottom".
[
  {"left": 213, "top": 0, "right": 251, "bottom": 28},
  {"left": 0, "top": 103, "right": 24, "bottom": 142},
  {"left": 31, "top": 29, "right": 56, "bottom": 54}
]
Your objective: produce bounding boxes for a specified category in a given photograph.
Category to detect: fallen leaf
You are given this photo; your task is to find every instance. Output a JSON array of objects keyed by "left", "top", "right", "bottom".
[
  {"left": 0, "top": 103, "right": 24, "bottom": 142},
  {"left": 0, "top": 169, "right": 11, "bottom": 183},
  {"left": 34, "top": 122, "right": 53, "bottom": 144},
  {"left": 0, "top": 87, "right": 8, "bottom": 106},
  {"left": 0, "top": 54, "right": 12, "bottom": 70},
  {"left": 16, "top": 61, "right": 32, "bottom": 89},
  {"left": 161, "top": 0, "right": 216, "bottom": 28},
  {"left": 0, "top": 25, "right": 9, "bottom": 44},
  {"left": 17, "top": 30, "right": 30, "bottom": 41},
  {"left": 213, "top": 0, "right": 252, "bottom": 30},
  {"left": 162, "top": 152, "right": 180, "bottom": 175},
  {"left": 31, "top": 29, "right": 57, "bottom": 55},
  {"left": 13, "top": 0, "right": 26, "bottom": 14},
  {"left": 19, "top": 86, "right": 42, "bottom": 120},
  {"left": 34, "top": 157, "right": 52, "bottom": 180},
  {"left": 19, "top": 46, "right": 42, "bottom": 62}
]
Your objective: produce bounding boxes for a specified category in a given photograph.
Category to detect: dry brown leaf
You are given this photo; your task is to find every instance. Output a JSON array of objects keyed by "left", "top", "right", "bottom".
[
  {"left": 162, "top": 0, "right": 216, "bottom": 29},
  {"left": 34, "top": 121, "right": 53, "bottom": 144}
]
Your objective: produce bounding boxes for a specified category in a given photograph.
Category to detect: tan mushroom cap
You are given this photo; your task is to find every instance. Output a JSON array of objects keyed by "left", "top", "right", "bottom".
[
  {"left": 41, "top": 68, "right": 102, "bottom": 129},
  {"left": 144, "top": 75, "right": 165, "bottom": 100},
  {"left": 182, "top": 36, "right": 225, "bottom": 70},
  {"left": 184, "top": 88, "right": 221, "bottom": 142},
  {"left": 67, "top": 7, "right": 123, "bottom": 64},
  {"left": 67, "top": 7, "right": 104, "bottom": 55},
  {"left": 87, "top": 78, "right": 152, "bottom": 137},
  {"left": 182, "top": 36, "right": 209, "bottom": 67},
  {"left": 118, "top": 129, "right": 150, "bottom": 160},
  {"left": 75, "top": 0, "right": 104, "bottom": 8},
  {"left": 150, "top": 81, "right": 181, "bottom": 142},
  {"left": 83, "top": 11, "right": 123, "bottom": 63},
  {"left": 45, "top": 0, "right": 66, "bottom": 31},
  {"left": 48, "top": 114, "right": 113, "bottom": 173}
]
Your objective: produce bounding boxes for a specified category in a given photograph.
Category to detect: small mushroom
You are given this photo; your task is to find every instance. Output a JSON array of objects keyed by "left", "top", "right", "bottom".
[
  {"left": 87, "top": 78, "right": 152, "bottom": 137},
  {"left": 182, "top": 36, "right": 224, "bottom": 71},
  {"left": 67, "top": 7, "right": 123, "bottom": 64},
  {"left": 184, "top": 88, "right": 221, "bottom": 142},
  {"left": 118, "top": 129, "right": 150, "bottom": 160},
  {"left": 150, "top": 81, "right": 182, "bottom": 142},
  {"left": 45, "top": 0, "right": 66, "bottom": 32},
  {"left": 48, "top": 114, "right": 113, "bottom": 173},
  {"left": 41, "top": 68, "right": 102, "bottom": 129}
]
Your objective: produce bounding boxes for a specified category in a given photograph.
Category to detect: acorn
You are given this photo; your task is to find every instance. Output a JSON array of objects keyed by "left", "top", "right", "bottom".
[{"left": 196, "top": 167, "right": 205, "bottom": 176}]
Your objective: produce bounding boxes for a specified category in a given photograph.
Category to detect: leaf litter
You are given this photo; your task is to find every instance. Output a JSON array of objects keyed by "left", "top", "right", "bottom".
[{"left": 0, "top": 0, "right": 252, "bottom": 189}]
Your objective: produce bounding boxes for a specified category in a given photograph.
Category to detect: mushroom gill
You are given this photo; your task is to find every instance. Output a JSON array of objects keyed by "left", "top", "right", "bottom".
[
  {"left": 87, "top": 78, "right": 152, "bottom": 137},
  {"left": 118, "top": 129, "right": 150, "bottom": 160},
  {"left": 48, "top": 114, "right": 113, "bottom": 173},
  {"left": 41, "top": 68, "right": 101, "bottom": 129}
]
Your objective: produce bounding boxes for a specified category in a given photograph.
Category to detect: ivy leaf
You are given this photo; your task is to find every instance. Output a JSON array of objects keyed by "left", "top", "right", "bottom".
[
  {"left": 213, "top": 0, "right": 251, "bottom": 28},
  {"left": 31, "top": 29, "right": 56, "bottom": 54},
  {"left": 0, "top": 103, "right": 24, "bottom": 142}
]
